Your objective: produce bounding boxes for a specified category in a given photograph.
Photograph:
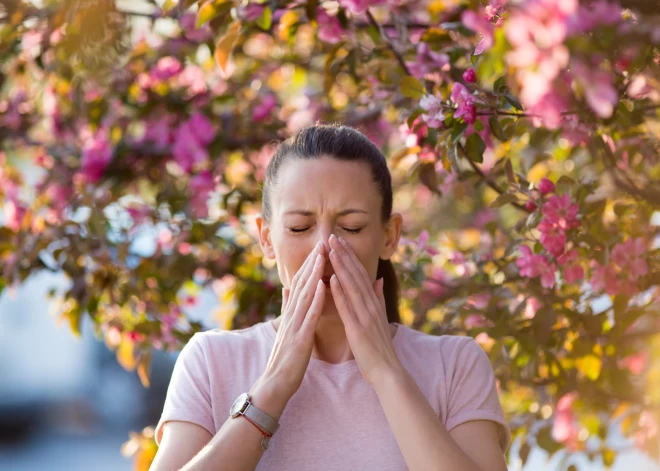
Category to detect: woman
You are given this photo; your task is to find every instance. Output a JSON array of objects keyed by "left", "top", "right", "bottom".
[{"left": 150, "top": 124, "right": 510, "bottom": 471}]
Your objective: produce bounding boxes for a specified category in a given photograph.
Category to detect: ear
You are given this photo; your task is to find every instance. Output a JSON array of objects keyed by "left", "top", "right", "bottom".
[
  {"left": 379, "top": 212, "right": 403, "bottom": 261},
  {"left": 256, "top": 214, "right": 276, "bottom": 259}
]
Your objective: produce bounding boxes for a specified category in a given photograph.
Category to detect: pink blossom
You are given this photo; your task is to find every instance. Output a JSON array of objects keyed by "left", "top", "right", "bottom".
[
  {"left": 516, "top": 245, "right": 546, "bottom": 278},
  {"left": 611, "top": 237, "right": 648, "bottom": 279},
  {"left": 467, "top": 292, "right": 491, "bottom": 310},
  {"left": 539, "top": 177, "right": 555, "bottom": 195},
  {"left": 317, "top": 10, "right": 346, "bottom": 44},
  {"left": 538, "top": 219, "right": 566, "bottom": 257},
  {"left": 236, "top": 3, "right": 265, "bottom": 22},
  {"left": 558, "top": 249, "right": 584, "bottom": 283},
  {"left": 463, "top": 68, "right": 476, "bottom": 83},
  {"left": 179, "top": 12, "right": 213, "bottom": 42},
  {"left": 464, "top": 314, "right": 490, "bottom": 328},
  {"left": 571, "top": 60, "right": 618, "bottom": 118},
  {"left": 80, "top": 129, "right": 113, "bottom": 183},
  {"left": 451, "top": 83, "right": 476, "bottom": 124},
  {"left": 157, "top": 228, "right": 174, "bottom": 252},
  {"left": 3, "top": 199, "right": 27, "bottom": 232},
  {"left": 568, "top": 0, "right": 621, "bottom": 35},
  {"left": 420, "top": 268, "right": 451, "bottom": 308},
  {"left": 253, "top": 94, "right": 277, "bottom": 122},
  {"left": 525, "top": 200, "right": 537, "bottom": 212},
  {"left": 419, "top": 94, "right": 445, "bottom": 128},
  {"left": 542, "top": 194, "right": 580, "bottom": 229},
  {"left": 178, "top": 65, "right": 208, "bottom": 95},
  {"left": 618, "top": 350, "right": 649, "bottom": 375},
  {"left": 552, "top": 392, "right": 579, "bottom": 451},
  {"left": 406, "top": 42, "right": 450, "bottom": 81},
  {"left": 142, "top": 113, "right": 173, "bottom": 149},
  {"left": 524, "top": 297, "right": 542, "bottom": 319},
  {"left": 338, "top": 0, "right": 387, "bottom": 15},
  {"left": 173, "top": 123, "right": 208, "bottom": 173},
  {"left": 589, "top": 261, "right": 619, "bottom": 295},
  {"left": 150, "top": 56, "right": 182, "bottom": 82},
  {"left": 188, "top": 112, "right": 216, "bottom": 146},
  {"left": 634, "top": 411, "right": 659, "bottom": 450},
  {"left": 189, "top": 170, "right": 215, "bottom": 218},
  {"left": 461, "top": 10, "right": 495, "bottom": 55}
]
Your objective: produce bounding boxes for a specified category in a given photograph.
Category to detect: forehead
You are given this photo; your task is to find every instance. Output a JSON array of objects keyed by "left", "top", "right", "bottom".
[{"left": 273, "top": 156, "right": 380, "bottom": 215}]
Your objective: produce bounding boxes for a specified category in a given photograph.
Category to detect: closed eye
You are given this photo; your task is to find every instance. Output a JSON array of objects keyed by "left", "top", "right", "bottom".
[{"left": 289, "top": 227, "right": 362, "bottom": 234}]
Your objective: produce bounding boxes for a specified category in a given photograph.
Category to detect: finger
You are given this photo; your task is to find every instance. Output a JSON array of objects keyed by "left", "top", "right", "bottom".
[
  {"left": 336, "top": 238, "right": 381, "bottom": 317},
  {"left": 300, "top": 279, "right": 326, "bottom": 337},
  {"left": 291, "top": 252, "right": 325, "bottom": 330},
  {"left": 329, "top": 274, "right": 359, "bottom": 330},
  {"left": 289, "top": 244, "right": 322, "bottom": 311},
  {"left": 329, "top": 242, "right": 380, "bottom": 324}
]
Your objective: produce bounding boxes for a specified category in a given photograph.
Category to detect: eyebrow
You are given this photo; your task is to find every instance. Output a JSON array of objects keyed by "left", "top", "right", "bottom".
[{"left": 283, "top": 209, "right": 369, "bottom": 217}]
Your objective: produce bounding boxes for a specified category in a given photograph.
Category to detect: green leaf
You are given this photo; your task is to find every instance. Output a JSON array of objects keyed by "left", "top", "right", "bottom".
[
  {"left": 504, "top": 94, "right": 524, "bottom": 111},
  {"left": 536, "top": 425, "right": 562, "bottom": 456},
  {"left": 493, "top": 76, "right": 508, "bottom": 93},
  {"left": 488, "top": 115, "right": 510, "bottom": 142},
  {"left": 519, "top": 441, "right": 531, "bottom": 464},
  {"left": 407, "top": 108, "right": 424, "bottom": 128},
  {"left": 400, "top": 76, "right": 426, "bottom": 100},
  {"left": 556, "top": 175, "right": 577, "bottom": 195},
  {"left": 451, "top": 121, "right": 468, "bottom": 143},
  {"left": 490, "top": 193, "right": 519, "bottom": 208},
  {"left": 505, "top": 158, "right": 516, "bottom": 185},
  {"left": 256, "top": 6, "right": 272, "bottom": 31},
  {"left": 465, "top": 133, "right": 486, "bottom": 163}
]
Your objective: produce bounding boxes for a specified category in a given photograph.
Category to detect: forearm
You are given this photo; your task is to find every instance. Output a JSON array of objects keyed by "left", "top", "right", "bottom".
[
  {"left": 181, "top": 374, "right": 290, "bottom": 471},
  {"left": 372, "top": 368, "right": 481, "bottom": 471}
]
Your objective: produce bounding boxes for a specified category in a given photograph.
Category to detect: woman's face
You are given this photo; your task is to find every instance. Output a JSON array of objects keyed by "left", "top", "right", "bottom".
[{"left": 256, "top": 155, "right": 402, "bottom": 314}]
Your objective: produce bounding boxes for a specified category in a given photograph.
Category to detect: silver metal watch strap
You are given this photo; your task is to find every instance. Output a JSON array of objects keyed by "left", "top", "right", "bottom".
[{"left": 244, "top": 402, "right": 280, "bottom": 436}]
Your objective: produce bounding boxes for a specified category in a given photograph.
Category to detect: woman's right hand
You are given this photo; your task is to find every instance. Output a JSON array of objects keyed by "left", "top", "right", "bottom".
[{"left": 263, "top": 241, "right": 327, "bottom": 397}]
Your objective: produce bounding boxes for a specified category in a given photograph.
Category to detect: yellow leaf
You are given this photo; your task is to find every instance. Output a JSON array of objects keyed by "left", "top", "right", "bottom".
[
  {"left": 117, "top": 336, "right": 137, "bottom": 371},
  {"left": 137, "top": 352, "right": 151, "bottom": 388},
  {"left": 214, "top": 20, "right": 241, "bottom": 75},
  {"left": 576, "top": 354, "right": 602, "bottom": 381},
  {"left": 197, "top": 0, "right": 225, "bottom": 28},
  {"left": 162, "top": 0, "right": 178, "bottom": 13},
  {"left": 278, "top": 10, "right": 299, "bottom": 41},
  {"left": 400, "top": 76, "right": 426, "bottom": 100}
]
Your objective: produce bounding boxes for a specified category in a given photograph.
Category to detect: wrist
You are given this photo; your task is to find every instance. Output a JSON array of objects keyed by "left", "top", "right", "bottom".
[{"left": 248, "top": 374, "right": 292, "bottom": 422}]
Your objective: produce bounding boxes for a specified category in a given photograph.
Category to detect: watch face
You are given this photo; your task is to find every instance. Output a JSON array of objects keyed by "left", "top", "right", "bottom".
[{"left": 230, "top": 392, "right": 250, "bottom": 417}]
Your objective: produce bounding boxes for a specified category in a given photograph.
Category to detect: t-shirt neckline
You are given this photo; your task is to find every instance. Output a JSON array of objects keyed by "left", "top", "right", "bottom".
[{"left": 263, "top": 318, "right": 403, "bottom": 373}]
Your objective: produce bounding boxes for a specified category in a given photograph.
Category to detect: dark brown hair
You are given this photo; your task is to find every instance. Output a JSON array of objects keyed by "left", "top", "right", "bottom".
[{"left": 261, "top": 123, "right": 401, "bottom": 324}]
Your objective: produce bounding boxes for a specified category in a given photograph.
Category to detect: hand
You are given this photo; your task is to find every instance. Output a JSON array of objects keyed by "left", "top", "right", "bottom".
[
  {"left": 327, "top": 234, "right": 404, "bottom": 387},
  {"left": 263, "top": 241, "right": 327, "bottom": 398}
]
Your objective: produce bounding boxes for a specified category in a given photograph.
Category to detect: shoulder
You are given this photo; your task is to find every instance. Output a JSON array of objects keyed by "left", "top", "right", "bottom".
[
  {"left": 189, "top": 320, "right": 272, "bottom": 358},
  {"left": 396, "top": 324, "right": 479, "bottom": 360}
]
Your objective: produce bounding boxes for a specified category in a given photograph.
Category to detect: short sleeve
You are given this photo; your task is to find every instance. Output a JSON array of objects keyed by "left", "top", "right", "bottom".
[
  {"left": 445, "top": 338, "right": 511, "bottom": 452},
  {"left": 154, "top": 333, "right": 215, "bottom": 446}
]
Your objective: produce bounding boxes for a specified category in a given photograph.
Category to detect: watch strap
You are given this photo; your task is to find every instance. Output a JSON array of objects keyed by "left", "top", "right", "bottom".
[{"left": 244, "top": 401, "right": 280, "bottom": 436}]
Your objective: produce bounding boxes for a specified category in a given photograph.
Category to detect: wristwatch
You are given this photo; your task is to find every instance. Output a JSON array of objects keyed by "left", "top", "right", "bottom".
[{"left": 230, "top": 392, "right": 280, "bottom": 451}]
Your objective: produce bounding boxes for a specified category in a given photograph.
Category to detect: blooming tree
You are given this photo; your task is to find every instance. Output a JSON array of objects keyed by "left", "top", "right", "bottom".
[{"left": 1, "top": 0, "right": 659, "bottom": 468}]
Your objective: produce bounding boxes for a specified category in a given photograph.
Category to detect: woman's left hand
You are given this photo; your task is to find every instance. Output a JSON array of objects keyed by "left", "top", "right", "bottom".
[{"left": 327, "top": 234, "right": 405, "bottom": 387}]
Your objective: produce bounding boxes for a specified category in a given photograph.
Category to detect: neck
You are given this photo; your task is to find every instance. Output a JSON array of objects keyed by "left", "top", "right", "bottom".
[{"left": 271, "top": 299, "right": 397, "bottom": 365}]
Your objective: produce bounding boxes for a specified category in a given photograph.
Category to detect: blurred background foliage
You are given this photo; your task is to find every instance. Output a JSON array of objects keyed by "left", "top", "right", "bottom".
[{"left": 1, "top": 0, "right": 660, "bottom": 469}]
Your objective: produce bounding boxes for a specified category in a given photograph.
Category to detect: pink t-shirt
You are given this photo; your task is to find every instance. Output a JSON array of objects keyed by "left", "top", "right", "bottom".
[{"left": 155, "top": 320, "right": 511, "bottom": 469}]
